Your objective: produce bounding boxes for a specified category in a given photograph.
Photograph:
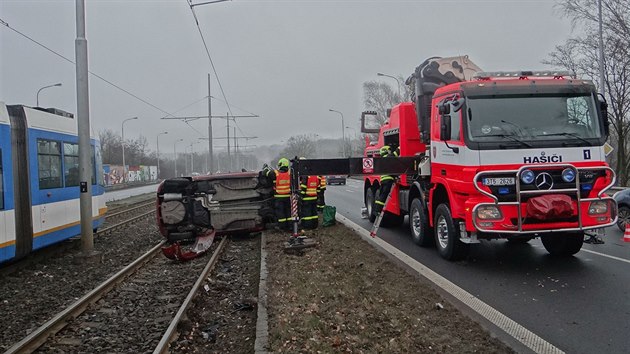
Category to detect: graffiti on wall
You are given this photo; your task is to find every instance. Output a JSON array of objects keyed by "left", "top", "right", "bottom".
[{"left": 103, "top": 164, "right": 157, "bottom": 186}]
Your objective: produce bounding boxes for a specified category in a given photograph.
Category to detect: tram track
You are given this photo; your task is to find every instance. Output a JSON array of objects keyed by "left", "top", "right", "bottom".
[{"left": 5, "top": 237, "right": 228, "bottom": 353}]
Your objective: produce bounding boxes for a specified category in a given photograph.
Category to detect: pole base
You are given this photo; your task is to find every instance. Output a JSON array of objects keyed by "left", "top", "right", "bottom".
[{"left": 72, "top": 250, "right": 103, "bottom": 264}]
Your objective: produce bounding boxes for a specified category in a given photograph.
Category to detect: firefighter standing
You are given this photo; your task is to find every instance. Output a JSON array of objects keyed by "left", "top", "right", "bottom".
[
  {"left": 317, "top": 175, "right": 326, "bottom": 213},
  {"left": 300, "top": 172, "right": 319, "bottom": 229},
  {"left": 374, "top": 145, "right": 399, "bottom": 215},
  {"left": 264, "top": 158, "right": 292, "bottom": 230}
]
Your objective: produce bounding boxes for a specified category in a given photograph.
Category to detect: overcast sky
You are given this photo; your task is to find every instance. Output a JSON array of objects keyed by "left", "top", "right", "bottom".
[{"left": 1, "top": 0, "right": 575, "bottom": 153}]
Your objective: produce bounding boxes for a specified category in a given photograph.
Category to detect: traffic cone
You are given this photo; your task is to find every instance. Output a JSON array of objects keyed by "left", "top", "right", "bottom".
[{"left": 623, "top": 223, "right": 630, "bottom": 243}]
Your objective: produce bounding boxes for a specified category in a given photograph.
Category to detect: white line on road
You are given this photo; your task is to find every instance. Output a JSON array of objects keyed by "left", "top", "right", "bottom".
[
  {"left": 336, "top": 214, "right": 564, "bottom": 354},
  {"left": 579, "top": 249, "right": 630, "bottom": 264}
]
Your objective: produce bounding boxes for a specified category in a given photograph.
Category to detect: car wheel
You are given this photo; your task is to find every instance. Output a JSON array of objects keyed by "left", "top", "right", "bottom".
[
  {"left": 365, "top": 188, "right": 377, "bottom": 222},
  {"left": 434, "top": 204, "right": 469, "bottom": 260},
  {"left": 541, "top": 232, "right": 583, "bottom": 256},
  {"left": 617, "top": 205, "right": 630, "bottom": 232}
]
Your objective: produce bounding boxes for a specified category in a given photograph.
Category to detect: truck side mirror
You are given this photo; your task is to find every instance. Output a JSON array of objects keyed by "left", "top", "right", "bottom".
[
  {"left": 599, "top": 98, "right": 610, "bottom": 137},
  {"left": 438, "top": 102, "right": 450, "bottom": 115},
  {"left": 440, "top": 114, "right": 451, "bottom": 141},
  {"left": 452, "top": 98, "right": 465, "bottom": 113},
  {"left": 360, "top": 110, "right": 380, "bottom": 134}
]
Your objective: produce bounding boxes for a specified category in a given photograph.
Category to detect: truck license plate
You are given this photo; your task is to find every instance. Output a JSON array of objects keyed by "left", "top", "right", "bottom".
[{"left": 483, "top": 177, "right": 515, "bottom": 186}]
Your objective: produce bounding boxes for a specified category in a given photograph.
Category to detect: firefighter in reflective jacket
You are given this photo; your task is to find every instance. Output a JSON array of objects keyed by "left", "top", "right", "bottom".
[
  {"left": 374, "top": 145, "right": 399, "bottom": 215},
  {"left": 264, "top": 158, "right": 292, "bottom": 230},
  {"left": 317, "top": 175, "right": 326, "bottom": 213},
  {"left": 300, "top": 171, "right": 319, "bottom": 229}
]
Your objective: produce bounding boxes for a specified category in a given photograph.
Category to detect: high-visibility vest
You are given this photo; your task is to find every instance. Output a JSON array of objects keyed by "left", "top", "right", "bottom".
[
  {"left": 301, "top": 175, "right": 319, "bottom": 200},
  {"left": 380, "top": 145, "right": 399, "bottom": 181},
  {"left": 275, "top": 170, "right": 291, "bottom": 197},
  {"left": 318, "top": 176, "right": 326, "bottom": 190}
]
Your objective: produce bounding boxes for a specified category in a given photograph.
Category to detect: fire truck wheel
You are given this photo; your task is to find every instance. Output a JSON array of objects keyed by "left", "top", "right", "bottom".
[
  {"left": 410, "top": 199, "right": 433, "bottom": 246},
  {"left": 541, "top": 232, "right": 584, "bottom": 256},
  {"left": 366, "top": 188, "right": 377, "bottom": 222},
  {"left": 434, "top": 204, "right": 469, "bottom": 261}
]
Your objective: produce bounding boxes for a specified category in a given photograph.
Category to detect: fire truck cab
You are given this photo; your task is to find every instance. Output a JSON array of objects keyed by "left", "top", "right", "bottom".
[{"left": 362, "top": 56, "right": 618, "bottom": 260}]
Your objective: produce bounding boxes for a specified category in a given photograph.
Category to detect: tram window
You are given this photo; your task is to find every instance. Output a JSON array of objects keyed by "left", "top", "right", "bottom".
[
  {"left": 64, "top": 143, "right": 79, "bottom": 187},
  {"left": 91, "top": 145, "right": 97, "bottom": 185},
  {"left": 37, "top": 139, "right": 62, "bottom": 189},
  {"left": 0, "top": 149, "right": 4, "bottom": 210}
]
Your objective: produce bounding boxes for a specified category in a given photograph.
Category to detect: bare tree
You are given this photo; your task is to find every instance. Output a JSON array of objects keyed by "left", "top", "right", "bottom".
[
  {"left": 363, "top": 81, "right": 400, "bottom": 125},
  {"left": 279, "top": 134, "right": 318, "bottom": 160},
  {"left": 545, "top": 0, "right": 630, "bottom": 186},
  {"left": 98, "top": 129, "right": 122, "bottom": 164}
]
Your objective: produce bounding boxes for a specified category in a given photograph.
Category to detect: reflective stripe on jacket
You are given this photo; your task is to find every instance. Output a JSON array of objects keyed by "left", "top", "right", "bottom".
[
  {"left": 275, "top": 170, "right": 291, "bottom": 197},
  {"left": 301, "top": 175, "right": 319, "bottom": 201},
  {"left": 380, "top": 146, "right": 399, "bottom": 180},
  {"left": 318, "top": 176, "right": 326, "bottom": 190}
]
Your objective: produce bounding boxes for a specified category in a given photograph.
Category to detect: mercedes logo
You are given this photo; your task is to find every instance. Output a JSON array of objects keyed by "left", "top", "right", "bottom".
[{"left": 535, "top": 172, "right": 554, "bottom": 190}]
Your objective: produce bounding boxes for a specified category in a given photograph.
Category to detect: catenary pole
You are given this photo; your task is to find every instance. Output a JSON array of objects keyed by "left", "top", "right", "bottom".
[
  {"left": 208, "top": 73, "right": 213, "bottom": 174},
  {"left": 75, "top": 0, "right": 93, "bottom": 253}
]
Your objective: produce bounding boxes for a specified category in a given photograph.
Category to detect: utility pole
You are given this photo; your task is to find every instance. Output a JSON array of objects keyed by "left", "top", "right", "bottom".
[
  {"left": 598, "top": 0, "right": 606, "bottom": 97},
  {"left": 75, "top": 0, "right": 94, "bottom": 254},
  {"left": 207, "top": 73, "right": 213, "bottom": 174},
  {"left": 226, "top": 113, "right": 231, "bottom": 171},
  {"left": 234, "top": 126, "right": 238, "bottom": 170}
]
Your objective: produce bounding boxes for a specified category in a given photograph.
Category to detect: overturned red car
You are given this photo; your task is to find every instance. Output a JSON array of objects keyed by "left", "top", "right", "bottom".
[{"left": 156, "top": 171, "right": 275, "bottom": 260}]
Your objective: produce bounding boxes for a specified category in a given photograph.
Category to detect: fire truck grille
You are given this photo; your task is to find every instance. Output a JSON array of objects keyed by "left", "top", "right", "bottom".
[{"left": 483, "top": 168, "right": 604, "bottom": 202}]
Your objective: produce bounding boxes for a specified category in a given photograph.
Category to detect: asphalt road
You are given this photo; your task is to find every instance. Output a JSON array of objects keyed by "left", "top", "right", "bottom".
[{"left": 326, "top": 178, "right": 630, "bottom": 354}]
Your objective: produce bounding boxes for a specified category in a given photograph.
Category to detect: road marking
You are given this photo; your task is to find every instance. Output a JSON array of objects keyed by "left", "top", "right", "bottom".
[
  {"left": 336, "top": 214, "right": 564, "bottom": 354},
  {"left": 580, "top": 249, "right": 630, "bottom": 264}
]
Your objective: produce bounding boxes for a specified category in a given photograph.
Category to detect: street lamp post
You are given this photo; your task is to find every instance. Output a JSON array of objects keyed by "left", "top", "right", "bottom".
[
  {"left": 377, "top": 72, "right": 402, "bottom": 99},
  {"left": 156, "top": 131, "right": 168, "bottom": 180},
  {"left": 36, "top": 83, "right": 62, "bottom": 107},
  {"left": 121, "top": 117, "right": 138, "bottom": 183},
  {"left": 173, "top": 139, "right": 184, "bottom": 177},
  {"left": 329, "top": 109, "right": 346, "bottom": 157}
]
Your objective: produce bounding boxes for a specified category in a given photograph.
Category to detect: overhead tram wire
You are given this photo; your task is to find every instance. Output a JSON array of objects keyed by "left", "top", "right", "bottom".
[
  {"left": 0, "top": 18, "right": 178, "bottom": 119},
  {"left": 185, "top": 0, "right": 234, "bottom": 117},
  {"left": 185, "top": 0, "right": 260, "bottom": 156}
]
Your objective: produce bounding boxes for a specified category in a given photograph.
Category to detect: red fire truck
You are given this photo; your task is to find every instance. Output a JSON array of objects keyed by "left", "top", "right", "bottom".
[{"left": 360, "top": 55, "right": 617, "bottom": 260}]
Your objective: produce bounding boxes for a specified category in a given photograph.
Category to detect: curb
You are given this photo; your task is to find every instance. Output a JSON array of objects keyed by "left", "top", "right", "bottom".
[
  {"left": 335, "top": 213, "right": 564, "bottom": 354},
  {"left": 254, "top": 232, "right": 269, "bottom": 353}
]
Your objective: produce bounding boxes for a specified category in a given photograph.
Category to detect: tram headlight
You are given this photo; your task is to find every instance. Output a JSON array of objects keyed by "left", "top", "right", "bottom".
[
  {"left": 561, "top": 168, "right": 576, "bottom": 183},
  {"left": 521, "top": 169, "right": 535, "bottom": 184}
]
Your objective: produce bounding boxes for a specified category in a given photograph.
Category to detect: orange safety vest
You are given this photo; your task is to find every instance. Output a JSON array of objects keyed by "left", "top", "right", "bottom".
[
  {"left": 301, "top": 175, "right": 318, "bottom": 200},
  {"left": 318, "top": 176, "right": 326, "bottom": 190},
  {"left": 274, "top": 170, "right": 291, "bottom": 198}
]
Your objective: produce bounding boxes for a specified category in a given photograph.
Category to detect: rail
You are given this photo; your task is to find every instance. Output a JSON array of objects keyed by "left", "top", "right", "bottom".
[
  {"left": 153, "top": 236, "right": 228, "bottom": 353},
  {"left": 4, "top": 241, "right": 165, "bottom": 354}
]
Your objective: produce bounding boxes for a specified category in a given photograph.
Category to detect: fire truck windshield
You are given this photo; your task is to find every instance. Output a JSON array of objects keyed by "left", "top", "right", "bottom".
[{"left": 466, "top": 93, "right": 602, "bottom": 148}]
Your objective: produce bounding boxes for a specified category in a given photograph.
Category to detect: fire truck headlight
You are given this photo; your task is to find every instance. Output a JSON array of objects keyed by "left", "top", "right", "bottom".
[
  {"left": 476, "top": 205, "right": 503, "bottom": 220},
  {"left": 562, "top": 168, "right": 576, "bottom": 183},
  {"left": 588, "top": 201, "right": 608, "bottom": 215},
  {"left": 521, "top": 169, "right": 535, "bottom": 184}
]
